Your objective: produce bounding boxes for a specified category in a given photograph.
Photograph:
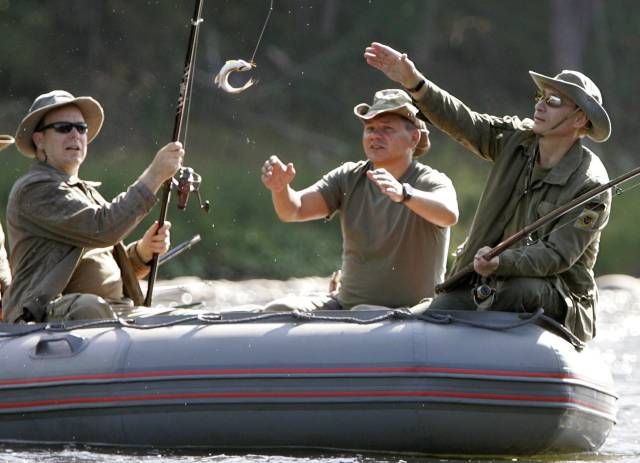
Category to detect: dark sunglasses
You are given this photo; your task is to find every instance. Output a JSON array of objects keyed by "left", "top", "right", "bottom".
[
  {"left": 36, "top": 121, "right": 89, "bottom": 135},
  {"left": 535, "top": 91, "right": 570, "bottom": 109}
]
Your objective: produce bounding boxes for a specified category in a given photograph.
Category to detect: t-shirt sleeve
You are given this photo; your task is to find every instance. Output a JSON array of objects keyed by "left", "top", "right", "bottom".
[
  {"left": 309, "top": 162, "right": 359, "bottom": 215},
  {"left": 415, "top": 168, "right": 458, "bottom": 206}
]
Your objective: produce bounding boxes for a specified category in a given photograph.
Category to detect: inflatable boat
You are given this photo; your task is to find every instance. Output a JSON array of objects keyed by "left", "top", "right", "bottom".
[{"left": 0, "top": 308, "right": 617, "bottom": 456}]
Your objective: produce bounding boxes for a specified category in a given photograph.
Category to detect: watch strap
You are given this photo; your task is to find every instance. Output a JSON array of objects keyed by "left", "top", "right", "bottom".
[
  {"left": 401, "top": 183, "right": 414, "bottom": 202},
  {"left": 406, "top": 79, "right": 426, "bottom": 93}
]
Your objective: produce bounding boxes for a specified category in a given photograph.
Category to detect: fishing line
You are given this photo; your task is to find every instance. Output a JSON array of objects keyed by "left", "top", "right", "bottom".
[
  {"left": 249, "top": 0, "right": 274, "bottom": 64},
  {"left": 212, "top": 1, "right": 273, "bottom": 94},
  {"left": 181, "top": 16, "right": 204, "bottom": 151}
]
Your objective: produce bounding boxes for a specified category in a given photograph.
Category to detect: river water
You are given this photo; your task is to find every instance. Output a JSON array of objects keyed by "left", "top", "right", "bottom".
[{"left": 0, "top": 278, "right": 638, "bottom": 463}]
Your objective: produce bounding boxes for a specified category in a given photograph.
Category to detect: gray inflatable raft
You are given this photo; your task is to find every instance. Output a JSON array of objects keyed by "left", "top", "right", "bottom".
[{"left": 0, "top": 309, "right": 617, "bottom": 456}]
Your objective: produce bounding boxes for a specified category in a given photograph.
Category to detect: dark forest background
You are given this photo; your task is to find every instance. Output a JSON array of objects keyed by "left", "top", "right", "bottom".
[{"left": 1, "top": 0, "right": 639, "bottom": 280}]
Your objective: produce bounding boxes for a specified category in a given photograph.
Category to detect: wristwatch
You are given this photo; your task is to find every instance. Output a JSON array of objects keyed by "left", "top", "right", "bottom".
[
  {"left": 406, "top": 78, "right": 426, "bottom": 93},
  {"left": 401, "top": 183, "right": 415, "bottom": 202}
]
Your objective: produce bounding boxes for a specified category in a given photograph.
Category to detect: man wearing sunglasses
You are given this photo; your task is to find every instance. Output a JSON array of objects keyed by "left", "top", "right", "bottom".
[
  {"left": 3, "top": 90, "right": 184, "bottom": 323},
  {"left": 364, "top": 42, "right": 611, "bottom": 343}
]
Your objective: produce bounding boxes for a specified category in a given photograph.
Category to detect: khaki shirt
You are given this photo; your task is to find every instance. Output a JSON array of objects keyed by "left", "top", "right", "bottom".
[
  {"left": 64, "top": 247, "right": 125, "bottom": 299},
  {"left": 4, "top": 161, "right": 157, "bottom": 322},
  {"left": 313, "top": 159, "right": 456, "bottom": 308},
  {"left": 415, "top": 80, "right": 611, "bottom": 342}
]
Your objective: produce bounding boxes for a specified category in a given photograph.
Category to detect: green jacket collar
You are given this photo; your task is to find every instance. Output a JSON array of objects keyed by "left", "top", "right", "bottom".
[{"left": 537, "top": 139, "right": 584, "bottom": 186}]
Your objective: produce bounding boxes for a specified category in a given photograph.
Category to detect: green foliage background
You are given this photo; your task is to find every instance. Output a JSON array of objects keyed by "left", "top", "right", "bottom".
[{"left": 1, "top": 0, "right": 639, "bottom": 280}]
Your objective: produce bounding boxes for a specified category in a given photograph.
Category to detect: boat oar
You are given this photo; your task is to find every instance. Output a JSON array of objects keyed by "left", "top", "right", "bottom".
[{"left": 436, "top": 164, "right": 640, "bottom": 294}]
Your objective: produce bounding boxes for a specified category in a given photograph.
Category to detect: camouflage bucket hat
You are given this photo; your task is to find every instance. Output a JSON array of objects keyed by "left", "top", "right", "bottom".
[
  {"left": 15, "top": 90, "right": 104, "bottom": 158},
  {"left": 354, "top": 88, "right": 429, "bottom": 156},
  {"left": 0, "top": 134, "right": 14, "bottom": 152},
  {"left": 529, "top": 70, "right": 611, "bottom": 143}
]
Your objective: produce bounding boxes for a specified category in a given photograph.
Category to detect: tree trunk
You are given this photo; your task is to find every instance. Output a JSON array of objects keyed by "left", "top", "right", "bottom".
[
  {"left": 550, "top": 0, "right": 595, "bottom": 70},
  {"left": 412, "top": 2, "right": 440, "bottom": 65}
]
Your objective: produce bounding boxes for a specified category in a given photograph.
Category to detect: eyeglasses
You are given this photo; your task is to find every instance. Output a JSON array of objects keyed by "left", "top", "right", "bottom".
[
  {"left": 36, "top": 121, "right": 89, "bottom": 135},
  {"left": 535, "top": 91, "right": 573, "bottom": 109}
]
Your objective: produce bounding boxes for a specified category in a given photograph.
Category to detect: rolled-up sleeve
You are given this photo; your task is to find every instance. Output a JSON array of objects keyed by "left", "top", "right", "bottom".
[{"left": 126, "top": 241, "right": 150, "bottom": 278}]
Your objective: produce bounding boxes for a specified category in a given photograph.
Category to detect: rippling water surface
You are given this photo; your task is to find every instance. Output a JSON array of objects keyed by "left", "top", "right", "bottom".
[{"left": 1, "top": 279, "right": 638, "bottom": 463}]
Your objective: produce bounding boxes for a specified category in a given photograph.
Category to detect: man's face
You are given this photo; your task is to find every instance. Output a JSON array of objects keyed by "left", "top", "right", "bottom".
[
  {"left": 532, "top": 86, "right": 583, "bottom": 137},
  {"left": 31, "top": 105, "right": 87, "bottom": 176},
  {"left": 362, "top": 113, "right": 422, "bottom": 164}
]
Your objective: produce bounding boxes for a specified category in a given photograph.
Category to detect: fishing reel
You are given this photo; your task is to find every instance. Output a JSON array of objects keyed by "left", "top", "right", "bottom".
[
  {"left": 472, "top": 279, "right": 495, "bottom": 311},
  {"left": 174, "top": 167, "right": 210, "bottom": 212}
]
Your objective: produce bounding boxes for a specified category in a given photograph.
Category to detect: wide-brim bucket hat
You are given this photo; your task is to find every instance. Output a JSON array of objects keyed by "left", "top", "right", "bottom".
[
  {"left": 529, "top": 70, "right": 611, "bottom": 143},
  {"left": 0, "top": 135, "right": 14, "bottom": 152},
  {"left": 354, "top": 88, "right": 429, "bottom": 156},
  {"left": 15, "top": 90, "right": 104, "bottom": 157}
]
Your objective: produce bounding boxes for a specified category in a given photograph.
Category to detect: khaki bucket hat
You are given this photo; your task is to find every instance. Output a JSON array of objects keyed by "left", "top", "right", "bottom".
[
  {"left": 529, "top": 70, "right": 611, "bottom": 143},
  {"left": 15, "top": 90, "right": 104, "bottom": 157},
  {"left": 354, "top": 88, "right": 430, "bottom": 156},
  {"left": 0, "top": 134, "right": 14, "bottom": 152}
]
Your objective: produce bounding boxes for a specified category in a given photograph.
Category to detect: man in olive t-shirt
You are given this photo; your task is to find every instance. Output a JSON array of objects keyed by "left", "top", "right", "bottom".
[{"left": 260, "top": 89, "right": 458, "bottom": 311}]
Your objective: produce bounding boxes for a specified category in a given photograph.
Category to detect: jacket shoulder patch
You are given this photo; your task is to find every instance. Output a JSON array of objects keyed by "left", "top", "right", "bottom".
[{"left": 574, "top": 209, "right": 600, "bottom": 230}]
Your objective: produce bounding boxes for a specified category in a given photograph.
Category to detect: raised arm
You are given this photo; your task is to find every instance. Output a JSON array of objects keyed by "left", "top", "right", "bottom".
[
  {"left": 261, "top": 155, "right": 330, "bottom": 222},
  {"left": 364, "top": 42, "right": 527, "bottom": 162}
]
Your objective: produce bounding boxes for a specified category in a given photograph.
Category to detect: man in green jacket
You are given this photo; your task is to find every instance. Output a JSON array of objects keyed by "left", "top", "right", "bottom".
[
  {"left": 4, "top": 90, "right": 184, "bottom": 323},
  {"left": 365, "top": 42, "right": 611, "bottom": 342}
]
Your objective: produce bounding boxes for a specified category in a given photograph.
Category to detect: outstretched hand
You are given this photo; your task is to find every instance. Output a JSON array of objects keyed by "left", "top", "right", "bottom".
[
  {"left": 367, "top": 168, "right": 404, "bottom": 203},
  {"left": 364, "top": 42, "right": 420, "bottom": 89},
  {"left": 261, "top": 155, "right": 296, "bottom": 193}
]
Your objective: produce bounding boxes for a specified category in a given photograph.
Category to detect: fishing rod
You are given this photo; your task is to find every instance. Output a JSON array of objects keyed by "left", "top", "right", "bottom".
[
  {"left": 144, "top": 0, "right": 205, "bottom": 307},
  {"left": 436, "top": 164, "right": 640, "bottom": 294}
]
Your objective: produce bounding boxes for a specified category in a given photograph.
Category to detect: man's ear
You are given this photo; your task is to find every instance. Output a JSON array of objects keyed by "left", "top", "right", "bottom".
[
  {"left": 32, "top": 131, "right": 43, "bottom": 150},
  {"left": 574, "top": 111, "right": 589, "bottom": 130},
  {"left": 412, "top": 126, "right": 421, "bottom": 146}
]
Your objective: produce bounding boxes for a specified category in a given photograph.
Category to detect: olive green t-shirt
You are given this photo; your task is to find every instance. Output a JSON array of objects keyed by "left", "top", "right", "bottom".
[{"left": 312, "top": 159, "right": 455, "bottom": 308}]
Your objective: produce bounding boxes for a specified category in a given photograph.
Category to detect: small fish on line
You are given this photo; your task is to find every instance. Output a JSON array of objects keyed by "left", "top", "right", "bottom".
[{"left": 214, "top": 59, "right": 256, "bottom": 94}]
